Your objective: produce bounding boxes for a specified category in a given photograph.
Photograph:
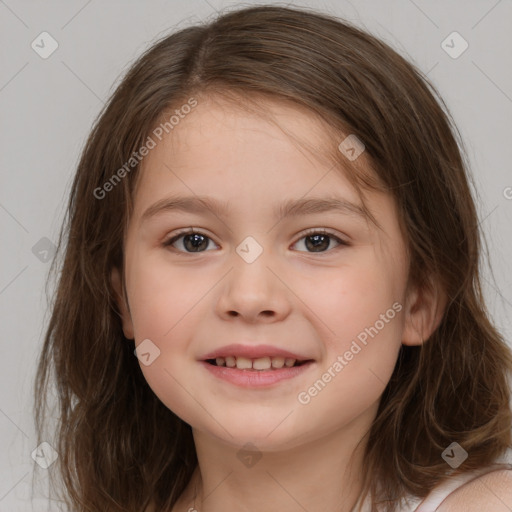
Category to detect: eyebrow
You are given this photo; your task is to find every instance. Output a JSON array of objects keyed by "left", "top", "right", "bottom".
[{"left": 139, "top": 194, "right": 373, "bottom": 225}]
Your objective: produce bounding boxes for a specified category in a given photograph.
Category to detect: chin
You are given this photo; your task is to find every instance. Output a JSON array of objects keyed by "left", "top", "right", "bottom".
[{"left": 193, "top": 414, "right": 314, "bottom": 453}]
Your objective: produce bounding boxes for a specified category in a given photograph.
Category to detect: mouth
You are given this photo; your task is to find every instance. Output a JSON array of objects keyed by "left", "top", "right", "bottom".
[
  {"left": 204, "top": 355, "right": 313, "bottom": 371},
  {"left": 200, "top": 354, "right": 315, "bottom": 388},
  {"left": 199, "top": 344, "right": 316, "bottom": 387}
]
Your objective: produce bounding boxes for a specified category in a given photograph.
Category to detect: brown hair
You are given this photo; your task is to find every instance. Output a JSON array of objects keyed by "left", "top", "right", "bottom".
[{"left": 33, "top": 4, "right": 512, "bottom": 511}]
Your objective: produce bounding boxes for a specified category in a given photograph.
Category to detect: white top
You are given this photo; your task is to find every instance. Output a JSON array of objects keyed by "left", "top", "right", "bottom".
[
  {"left": 356, "top": 462, "right": 512, "bottom": 511},
  {"left": 411, "top": 462, "right": 512, "bottom": 511}
]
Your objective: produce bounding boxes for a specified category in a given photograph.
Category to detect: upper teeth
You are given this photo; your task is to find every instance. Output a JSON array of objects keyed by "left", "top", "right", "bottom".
[{"left": 215, "top": 356, "right": 297, "bottom": 370}]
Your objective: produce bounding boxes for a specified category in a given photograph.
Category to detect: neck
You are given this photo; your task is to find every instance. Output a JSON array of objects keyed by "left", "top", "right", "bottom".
[{"left": 175, "top": 408, "right": 375, "bottom": 512}]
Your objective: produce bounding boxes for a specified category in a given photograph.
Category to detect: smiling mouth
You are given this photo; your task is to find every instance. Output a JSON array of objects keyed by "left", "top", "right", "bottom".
[{"left": 204, "top": 356, "right": 313, "bottom": 370}]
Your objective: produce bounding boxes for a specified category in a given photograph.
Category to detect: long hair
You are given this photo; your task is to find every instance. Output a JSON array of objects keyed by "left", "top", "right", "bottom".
[{"left": 34, "top": 5, "right": 512, "bottom": 511}]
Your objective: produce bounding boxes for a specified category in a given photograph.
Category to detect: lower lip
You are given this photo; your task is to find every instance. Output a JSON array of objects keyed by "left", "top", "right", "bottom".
[{"left": 200, "top": 361, "right": 314, "bottom": 388}]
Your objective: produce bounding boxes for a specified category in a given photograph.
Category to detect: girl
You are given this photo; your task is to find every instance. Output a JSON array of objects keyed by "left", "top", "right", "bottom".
[{"left": 33, "top": 4, "right": 512, "bottom": 512}]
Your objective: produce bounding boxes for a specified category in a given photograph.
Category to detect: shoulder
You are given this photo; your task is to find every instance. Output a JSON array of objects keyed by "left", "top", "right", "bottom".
[{"left": 436, "top": 468, "right": 512, "bottom": 512}]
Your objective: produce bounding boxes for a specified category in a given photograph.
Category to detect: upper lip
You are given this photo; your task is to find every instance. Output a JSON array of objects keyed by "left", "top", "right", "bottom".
[{"left": 201, "top": 344, "right": 313, "bottom": 361}]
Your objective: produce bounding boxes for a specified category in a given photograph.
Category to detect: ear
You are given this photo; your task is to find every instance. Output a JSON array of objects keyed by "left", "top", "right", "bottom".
[
  {"left": 402, "top": 275, "right": 446, "bottom": 346},
  {"left": 110, "top": 266, "right": 134, "bottom": 340}
]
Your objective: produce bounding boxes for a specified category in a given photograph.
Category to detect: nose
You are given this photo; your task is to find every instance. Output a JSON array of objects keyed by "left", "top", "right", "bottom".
[{"left": 215, "top": 250, "right": 292, "bottom": 324}]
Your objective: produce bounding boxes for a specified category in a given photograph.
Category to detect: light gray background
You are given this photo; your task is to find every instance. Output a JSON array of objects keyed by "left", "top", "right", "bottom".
[{"left": 1, "top": 0, "right": 511, "bottom": 509}]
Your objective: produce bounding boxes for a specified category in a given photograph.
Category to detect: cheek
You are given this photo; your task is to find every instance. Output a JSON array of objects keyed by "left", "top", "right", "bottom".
[
  {"left": 127, "top": 253, "right": 200, "bottom": 339},
  {"left": 295, "top": 299, "right": 403, "bottom": 434},
  {"left": 126, "top": 255, "right": 215, "bottom": 417},
  {"left": 292, "top": 254, "right": 404, "bottom": 400},
  {"left": 291, "top": 253, "right": 402, "bottom": 344},
  {"left": 130, "top": 292, "right": 206, "bottom": 424}
]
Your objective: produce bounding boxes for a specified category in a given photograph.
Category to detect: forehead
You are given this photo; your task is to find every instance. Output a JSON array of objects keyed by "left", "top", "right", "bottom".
[
  {"left": 129, "top": 93, "right": 402, "bottom": 235},
  {"left": 133, "top": 95, "right": 370, "bottom": 212},
  {"left": 154, "top": 95, "right": 339, "bottom": 171},
  {"left": 128, "top": 95, "right": 403, "bottom": 244}
]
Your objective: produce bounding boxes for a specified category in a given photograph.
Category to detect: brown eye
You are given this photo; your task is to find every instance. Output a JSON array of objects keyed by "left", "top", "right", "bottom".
[
  {"left": 292, "top": 229, "right": 348, "bottom": 253},
  {"left": 164, "top": 230, "right": 218, "bottom": 253}
]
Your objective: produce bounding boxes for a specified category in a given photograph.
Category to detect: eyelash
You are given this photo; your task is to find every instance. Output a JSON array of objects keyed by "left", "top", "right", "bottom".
[{"left": 162, "top": 228, "right": 349, "bottom": 255}]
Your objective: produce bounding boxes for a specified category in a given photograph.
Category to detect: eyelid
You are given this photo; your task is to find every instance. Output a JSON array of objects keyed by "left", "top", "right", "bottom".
[{"left": 297, "top": 227, "right": 347, "bottom": 243}]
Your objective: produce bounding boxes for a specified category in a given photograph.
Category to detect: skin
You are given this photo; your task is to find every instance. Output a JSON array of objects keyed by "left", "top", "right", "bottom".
[
  {"left": 437, "top": 469, "right": 512, "bottom": 511},
  {"left": 111, "top": 94, "right": 444, "bottom": 512}
]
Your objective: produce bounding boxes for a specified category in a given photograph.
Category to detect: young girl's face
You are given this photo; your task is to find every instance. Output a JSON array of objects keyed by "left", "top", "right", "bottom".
[{"left": 112, "top": 94, "right": 426, "bottom": 451}]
